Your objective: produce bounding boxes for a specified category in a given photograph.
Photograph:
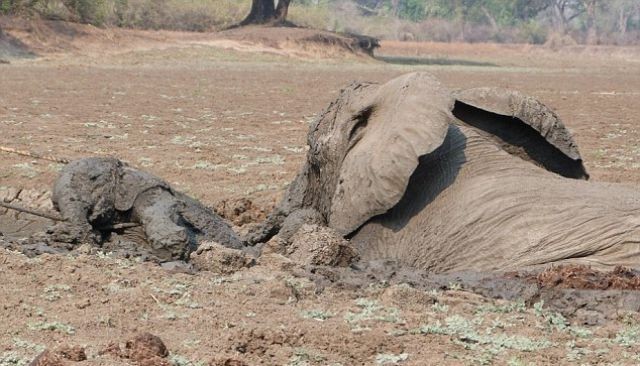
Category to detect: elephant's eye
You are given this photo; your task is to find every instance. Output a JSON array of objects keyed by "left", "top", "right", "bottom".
[
  {"left": 349, "top": 118, "right": 367, "bottom": 143},
  {"left": 348, "top": 106, "right": 373, "bottom": 142}
]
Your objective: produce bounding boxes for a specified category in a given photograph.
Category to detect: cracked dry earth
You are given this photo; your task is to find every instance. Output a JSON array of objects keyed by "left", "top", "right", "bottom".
[{"left": 2, "top": 27, "right": 640, "bottom": 365}]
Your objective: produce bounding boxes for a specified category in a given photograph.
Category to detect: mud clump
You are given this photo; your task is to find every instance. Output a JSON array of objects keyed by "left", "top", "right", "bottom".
[
  {"left": 27, "top": 346, "right": 86, "bottom": 365},
  {"left": 287, "top": 224, "right": 359, "bottom": 267},
  {"left": 534, "top": 265, "right": 640, "bottom": 290},
  {"left": 232, "top": 328, "right": 303, "bottom": 357},
  {"left": 55, "top": 346, "right": 86, "bottom": 362},
  {"left": 190, "top": 241, "right": 256, "bottom": 274},
  {"left": 101, "top": 333, "right": 170, "bottom": 366},
  {"left": 126, "top": 333, "right": 169, "bottom": 364}
]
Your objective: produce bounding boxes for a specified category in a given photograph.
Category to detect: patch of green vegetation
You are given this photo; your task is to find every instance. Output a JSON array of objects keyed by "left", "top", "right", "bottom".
[
  {"left": 431, "top": 302, "right": 449, "bottom": 313},
  {"left": 426, "top": 289, "right": 441, "bottom": 297},
  {"left": 568, "top": 326, "right": 593, "bottom": 338},
  {"left": 150, "top": 282, "right": 199, "bottom": 319},
  {"left": 507, "top": 357, "right": 535, "bottom": 366},
  {"left": 533, "top": 300, "right": 568, "bottom": 331},
  {"left": 175, "top": 293, "right": 201, "bottom": 309},
  {"left": 28, "top": 321, "right": 75, "bottom": 335},
  {"left": 301, "top": 309, "right": 333, "bottom": 321},
  {"left": 153, "top": 282, "right": 189, "bottom": 297},
  {"left": 418, "top": 314, "right": 555, "bottom": 355},
  {"left": 255, "top": 155, "right": 285, "bottom": 165},
  {"left": 169, "top": 354, "right": 206, "bottom": 366},
  {"left": 613, "top": 326, "right": 640, "bottom": 347},
  {"left": 41, "top": 284, "right": 72, "bottom": 302},
  {"left": 284, "top": 277, "right": 308, "bottom": 303},
  {"left": 344, "top": 298, "right": 403, "bottom": 326},
  {"left": 12, "top": 339, "right": 45, "bottom": 354},
  {"left": 0, "top": 352, "right": 30, "bottom": 366},
  {"left": 284, "top": 146, "right": 305, "bottom": 153},
  {"left": 375, "top": 353, "right": 409, "bottom": 365},
  {"left": 288, "top": 348, "right": 326, "bottom": 366},
  {"left": 191, "top": 160, "right": 228, "bottom": 171},
  {"left": 565, "top": 339, "right": 591, "bottom": 362}
]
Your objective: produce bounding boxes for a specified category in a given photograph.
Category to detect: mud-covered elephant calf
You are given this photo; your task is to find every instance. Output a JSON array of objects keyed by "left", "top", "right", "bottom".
[{"left": 50, "top": 157, "right": 242, "bottom": 261}]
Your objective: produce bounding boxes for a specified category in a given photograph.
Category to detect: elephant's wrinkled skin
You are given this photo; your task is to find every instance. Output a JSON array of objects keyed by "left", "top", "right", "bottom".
[
  {"left": 248, "top": 72, "right": 640, "bottom": 273},
  {"left": 51, "top": 157, "right": 242, "bottom": 261}
]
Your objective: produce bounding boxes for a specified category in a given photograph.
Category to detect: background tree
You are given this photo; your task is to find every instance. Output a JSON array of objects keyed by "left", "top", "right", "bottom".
[
  {"left": 580, "top": 0, "right": 604, "bottom": 44},
  {"left": 549, "top": 0, "right": 585, "bottom": 34},
  {"left": 1, "top": 0, "right": 640, "bottom": 45},
  {"left": 241, "top": 0, "right": 292, "bottom": 25}
]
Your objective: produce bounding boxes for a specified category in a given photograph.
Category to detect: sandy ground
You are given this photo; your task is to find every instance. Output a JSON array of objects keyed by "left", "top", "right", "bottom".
[{"left": 2, "top": 21, "right": 640, "bottom": 365}]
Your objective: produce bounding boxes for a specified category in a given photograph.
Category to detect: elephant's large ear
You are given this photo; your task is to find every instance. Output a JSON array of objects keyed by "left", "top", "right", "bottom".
[
  {"left": 453, "top": 87, "right": 588, "bottom": 179},
  {"left": 329, "top": 73, "right": 453, "bottom": 235}
]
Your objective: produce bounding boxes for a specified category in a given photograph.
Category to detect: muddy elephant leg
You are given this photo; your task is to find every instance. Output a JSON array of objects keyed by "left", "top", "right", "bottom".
[
  {"left": 276, "top": 208, "right": 325, "bottom": 242},
  {"left": 176, "top": 194, "right": 244, "bottom": 250},
  {"left": 132, "top": 188, "right": 189, "bottom": 261},
  {"left": 243, "top": 208, "right": 286, "bottom": 245}
]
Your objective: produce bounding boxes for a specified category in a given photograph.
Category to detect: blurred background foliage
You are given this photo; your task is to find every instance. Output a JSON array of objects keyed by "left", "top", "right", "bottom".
[{"left": 1, "top": 0, "right": 639, "bottom": 45}]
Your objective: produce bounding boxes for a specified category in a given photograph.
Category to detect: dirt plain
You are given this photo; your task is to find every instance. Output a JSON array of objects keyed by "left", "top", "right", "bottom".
[{"left": 2, "top": 20, "right": 640, "bottom": 365}]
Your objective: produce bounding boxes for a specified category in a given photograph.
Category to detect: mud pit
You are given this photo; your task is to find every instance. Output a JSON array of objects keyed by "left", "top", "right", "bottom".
[{"left": 2, "top": 22, "right": 640, "bottom": 365}]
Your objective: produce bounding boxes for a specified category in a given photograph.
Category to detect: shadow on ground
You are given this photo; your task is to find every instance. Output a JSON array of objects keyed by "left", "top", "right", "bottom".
[{"left": 376, "top": 55, "right": 497, "bottom": 67}]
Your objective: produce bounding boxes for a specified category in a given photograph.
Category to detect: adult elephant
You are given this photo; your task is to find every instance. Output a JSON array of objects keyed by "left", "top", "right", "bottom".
[{"left": 248, "top": 72, "right": 640, "bottom": 273}]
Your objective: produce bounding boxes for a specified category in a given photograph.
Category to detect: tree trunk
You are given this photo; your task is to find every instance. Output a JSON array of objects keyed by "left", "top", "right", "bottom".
[
  {"left": 241, "top": 0, "right": 291, "bottom": 25},
  {"left": 274, "top": 0, "right": 291, "bottom": 22},
  {"left": 618, "top": 7, "right": 629, "bottom": 35},
  {"left": 582, "top": 0, "right": 598, "bottom": 45},
  {"left": 553, "top": 0, "right": 568, "bottom": 34},
  {"left": 481, "top": 6, "right": 499, "bottom": 34}
]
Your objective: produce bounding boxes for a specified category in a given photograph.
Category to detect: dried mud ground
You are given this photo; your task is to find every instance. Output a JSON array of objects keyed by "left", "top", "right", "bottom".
[{"left": 2, "top": 26, "right": 640, "bottom": 365}]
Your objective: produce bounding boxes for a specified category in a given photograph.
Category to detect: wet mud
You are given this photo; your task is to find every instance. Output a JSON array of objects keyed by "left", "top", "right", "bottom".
[{"left": 299, "top": 261, "right": 640, "bottom": 324}]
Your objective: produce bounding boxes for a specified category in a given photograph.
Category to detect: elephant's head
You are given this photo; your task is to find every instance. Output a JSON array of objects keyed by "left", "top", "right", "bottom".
[
  {"left": 52, "top": 157, "right": 170, "bottom": 225},
  {"left": 251, "top": 72, "right": 587, "bottom": 244}
]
